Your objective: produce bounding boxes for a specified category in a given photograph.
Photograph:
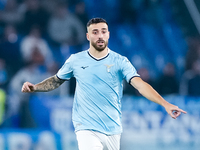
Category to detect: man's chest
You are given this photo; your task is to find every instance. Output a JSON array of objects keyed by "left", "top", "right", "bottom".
[{"left": 72, "top": 61, "right": 120, "bottom": 83}]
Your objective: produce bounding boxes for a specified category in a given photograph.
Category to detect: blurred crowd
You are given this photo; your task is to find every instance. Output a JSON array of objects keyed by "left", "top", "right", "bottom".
[
  {"left": 0, "top": 0, "right": 88, "bottom": 128},
  {"left": 0, "top": 0, "right": 200, "bottom": 128}
]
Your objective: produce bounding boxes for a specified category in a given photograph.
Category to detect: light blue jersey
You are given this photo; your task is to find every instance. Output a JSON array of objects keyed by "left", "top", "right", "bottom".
[{"left": 57, "top": 49, "right": 140, "bottom": 135}]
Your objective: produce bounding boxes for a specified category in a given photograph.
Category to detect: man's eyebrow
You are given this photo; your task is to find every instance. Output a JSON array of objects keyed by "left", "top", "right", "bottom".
[
  {"left": 92, "top": 28, "right": 108, "bottom": 31},
  {"left": 92, "top": 29, "right": 98, "bottom": 31},
  {"left": 102, "top": 28, "right": 107, "bottom": 30}
]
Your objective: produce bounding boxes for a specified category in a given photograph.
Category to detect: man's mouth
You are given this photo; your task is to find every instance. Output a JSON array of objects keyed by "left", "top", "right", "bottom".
[{"left": 97, "top": 40, "right": 105, "bottom": 44}]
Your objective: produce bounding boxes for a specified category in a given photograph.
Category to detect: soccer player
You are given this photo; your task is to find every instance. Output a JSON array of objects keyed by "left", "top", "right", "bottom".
[{"left": 21, "top": 18, "right": 187, "bottom": 150}]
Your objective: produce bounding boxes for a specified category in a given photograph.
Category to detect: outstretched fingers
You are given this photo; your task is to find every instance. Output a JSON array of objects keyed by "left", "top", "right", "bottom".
[
  {"left": 177, "top": 108, "right": 187, "bottom": 114},
  {"left": 170, "top": 108, "right": 187, "bottom": 119}
]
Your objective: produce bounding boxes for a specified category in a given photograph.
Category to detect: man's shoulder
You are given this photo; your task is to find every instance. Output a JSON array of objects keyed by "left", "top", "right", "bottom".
[
  {"left": 63, "top": 50, "right": 87, "bottom": 64},
  {"left": 71, "top": 50, "right": 88, "bottom": 58},
  {"left": 109, "top": 49, "right": 127, "bottom": 60}
]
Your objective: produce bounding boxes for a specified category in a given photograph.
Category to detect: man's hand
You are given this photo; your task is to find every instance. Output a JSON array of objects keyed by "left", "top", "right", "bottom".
[
  {"left": 165, "top": 103, "right": 187, "bottom": 119},
  {"left": 21, "top": 82, "right": 36, "bottom": 93},
  {"left": 130, "top": 77, "right": 187, "bottom": 119}
]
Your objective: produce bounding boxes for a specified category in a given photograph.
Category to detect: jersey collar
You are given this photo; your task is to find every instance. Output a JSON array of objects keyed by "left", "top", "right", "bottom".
[{"left": 87, "top": 49, "right": 110, "bottom": 61}]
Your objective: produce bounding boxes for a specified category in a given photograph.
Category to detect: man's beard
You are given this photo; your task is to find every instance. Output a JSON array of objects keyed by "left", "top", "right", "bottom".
[{"left": 91, "top": 40, "right": 108, "bottom": 52}]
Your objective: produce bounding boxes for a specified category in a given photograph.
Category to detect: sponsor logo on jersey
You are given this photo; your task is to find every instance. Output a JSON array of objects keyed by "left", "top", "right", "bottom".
[{"left": 81, "top": 66, "right": 89, "bottom": 69}]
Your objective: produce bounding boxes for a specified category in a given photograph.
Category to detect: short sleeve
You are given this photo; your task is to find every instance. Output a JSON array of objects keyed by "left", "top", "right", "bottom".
[
  {"left": 56, "top": 55, "right": 74, "bottom": 80},
  {"left": 120, "top": 57, "right": 140, "bottom": 83}
]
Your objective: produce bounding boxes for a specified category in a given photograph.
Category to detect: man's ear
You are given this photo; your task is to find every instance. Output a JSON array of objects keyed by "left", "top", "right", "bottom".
[{"left": 86, "top": 33, "right": 89, "bottom": 41}]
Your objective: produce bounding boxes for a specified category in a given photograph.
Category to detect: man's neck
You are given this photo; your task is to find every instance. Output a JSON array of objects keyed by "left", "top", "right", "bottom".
[{"left": 89, "top": 47, "right": 109, "bottom": 59}]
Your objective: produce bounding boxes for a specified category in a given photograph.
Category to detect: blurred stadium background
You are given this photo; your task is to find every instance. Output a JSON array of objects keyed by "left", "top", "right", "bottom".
[{"left": 0, "top": 0, "right": 200, "bottom": 149}]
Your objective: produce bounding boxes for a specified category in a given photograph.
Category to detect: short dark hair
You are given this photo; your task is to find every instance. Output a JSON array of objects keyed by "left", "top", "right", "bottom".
[{"left": 87, "top": 18, "right": 108, "bottom": 27}]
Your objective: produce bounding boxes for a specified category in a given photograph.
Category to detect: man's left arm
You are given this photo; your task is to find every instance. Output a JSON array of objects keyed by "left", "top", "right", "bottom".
[{"left": 130, "top": 77, "right": 187, "bottom": 119}]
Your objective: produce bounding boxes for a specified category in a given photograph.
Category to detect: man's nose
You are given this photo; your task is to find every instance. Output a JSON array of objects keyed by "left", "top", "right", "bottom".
[{"left": 98, "top": 33, "right": 103, "bottom": 38}]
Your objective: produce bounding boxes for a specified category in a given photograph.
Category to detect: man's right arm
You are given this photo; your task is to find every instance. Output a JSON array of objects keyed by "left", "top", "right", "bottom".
[{"left": 21, "top": 75, "right": 65, "bottom": 93}]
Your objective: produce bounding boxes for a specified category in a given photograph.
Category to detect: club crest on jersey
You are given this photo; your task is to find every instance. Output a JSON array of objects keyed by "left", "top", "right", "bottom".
[{"left": 104, "top": 64, "right": 114, "bottom": 72}]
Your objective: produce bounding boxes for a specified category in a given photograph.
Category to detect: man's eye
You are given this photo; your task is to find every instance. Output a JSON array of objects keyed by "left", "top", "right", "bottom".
[{"left": 93, "top": 31, "right": 97, "bottom": 34}]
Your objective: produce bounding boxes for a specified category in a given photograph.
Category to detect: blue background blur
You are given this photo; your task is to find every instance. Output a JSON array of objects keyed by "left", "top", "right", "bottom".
[{"left": 0, "top": 0, "right": 200, "bottom": 149}]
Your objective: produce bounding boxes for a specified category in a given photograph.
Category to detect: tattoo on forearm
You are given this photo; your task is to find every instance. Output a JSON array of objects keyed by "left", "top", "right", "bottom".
[{"left": 35, "top": 75, "right": 65, "bottom": 92}]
